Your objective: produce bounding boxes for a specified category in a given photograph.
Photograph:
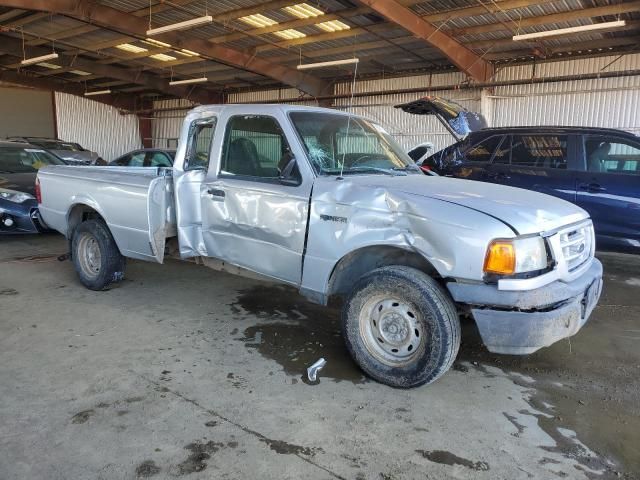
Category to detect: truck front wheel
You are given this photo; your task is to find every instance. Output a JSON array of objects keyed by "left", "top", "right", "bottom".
[
  {"left": 72, "top": 219, "right": 126, "bottom": 291},
  {"left": 342, "top": 266, "right": 461, "bottom": 388}
]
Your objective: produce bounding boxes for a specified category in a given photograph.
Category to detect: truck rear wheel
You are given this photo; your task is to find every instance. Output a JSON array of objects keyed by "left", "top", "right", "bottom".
[
  {"left": 342, "top": 266, "right": 460, "bottom": 388},
  {"left": 72, "top": 219, "right": 126, "bottom": 291}
]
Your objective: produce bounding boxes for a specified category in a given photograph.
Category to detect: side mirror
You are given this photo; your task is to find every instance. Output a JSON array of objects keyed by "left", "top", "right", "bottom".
[{"left": 279, "top": 156, "right": 301, "bottom": 186}]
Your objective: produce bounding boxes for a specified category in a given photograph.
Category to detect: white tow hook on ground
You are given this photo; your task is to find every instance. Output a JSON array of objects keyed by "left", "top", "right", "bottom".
[{"left": 307, "top": 358, "right": 327, "bottom": 382}]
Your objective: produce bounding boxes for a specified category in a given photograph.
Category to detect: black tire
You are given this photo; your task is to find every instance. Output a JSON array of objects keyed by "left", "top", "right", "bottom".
[
  {"left": 71, "top": 219, "right": 126, "bottom": 291},
  {"left": 342, "top": 266, "right": 461, "bottom": 388}
]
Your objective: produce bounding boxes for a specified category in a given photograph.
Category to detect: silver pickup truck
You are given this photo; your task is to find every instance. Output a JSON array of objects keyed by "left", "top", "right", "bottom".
[{"left": 37, "top": 104, "right": 603, "bottom": 388}]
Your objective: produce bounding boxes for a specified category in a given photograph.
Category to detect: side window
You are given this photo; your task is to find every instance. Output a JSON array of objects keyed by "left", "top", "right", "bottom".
[
  {"left": 408, "top": 145, "right": 427, "bottom": 162},
  {"left": 148, "top": 152, "right": 172, "bottom": 167},
  {"left": 129, "top": 152, "right": 145, "bottom": 167},
  {"left": 585, "top": 136, "right": 640, "bottom": 175},
  {"left": 112, "top": 154, "right": 130, "bottom": 166},
  {"left": 464, "top": 136, "right": 504, "bottom": 163},
  {"left": 185, "top": 117, "right": 216, "bottom": 171},
  {"left": 221, "top": 115, "right": 291, "bottom": 179},
  {"left": 509, "top": 135, "right": 568, "bottom": 168}
]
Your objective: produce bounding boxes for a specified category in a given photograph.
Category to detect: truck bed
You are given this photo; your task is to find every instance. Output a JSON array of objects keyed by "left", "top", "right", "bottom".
[{"left": 38, "top": 165, "right": 175, "bottom": 262}]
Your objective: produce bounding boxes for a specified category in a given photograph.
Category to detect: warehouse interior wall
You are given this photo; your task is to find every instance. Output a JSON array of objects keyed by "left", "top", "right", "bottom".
[
  {"left": 222, "top": 54, "right": 640, "bottom": 154},
  {"left": 0, "top": 86, "right": 55, "bottom": 139},
  {"left": 54, "top": 92, "right": 142, "bottom": 162}
]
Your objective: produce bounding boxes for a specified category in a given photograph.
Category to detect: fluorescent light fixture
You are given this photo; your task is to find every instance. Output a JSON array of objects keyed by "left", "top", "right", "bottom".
[
  {"left": 70, "top": 70, "right": 91, "bottom": 76},
  {"left": 274, "top": 28, "right": 306, "bottom": 40},
  {"left": 84, "top": 89, "right": 111, "bottom": 96},
  {"left": 116, "top": 43, "right": 148, "bottom": 53},
  {"left": 239, "top": 14, "right": 278, "bottom": 28},
  {"left": 316, "top": 20, "right": 350, "bottom": 32},
  {"left": 169, "top": 77, "right": 208, "bottom": 86},
  {"left": 297, "top": 58, "right": 359, "bottom": 70},
  {"left": 513, "top": 20, "right": 626, "bottom": 41},
  {"left": 21, "top": 52, "right": 59, "bottom": 66},
  {"left": 146, "top": 15, "right": 212, "bottom": 36},
  {"left": 179, "top": 49, "right": 200, "bottom": 57},
  {"left": 144, "top": 38, "right": 171, "bottom": 48},
  {"left": 37, "top": 62, "right": 62, "bottom": 69},
  {"left": 149, "top": 53, "right": 177, "bottom": 61},
  {"left": 283, "top": 3, "right": 324, "bottom": 19}
]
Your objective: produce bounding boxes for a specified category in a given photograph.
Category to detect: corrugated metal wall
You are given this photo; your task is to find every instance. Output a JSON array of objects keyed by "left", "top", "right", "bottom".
[
  {"left": 151, "top": 54, "right": 640, "bottom": 153},
  {"left": 54, "top": 92, "right": 141, "bottom": 161},
  {"left": 492, "top": 55, "right": 640, "bottom": 135},
  {"left": 150, "top": 98, "right": 196, "bottom": 149}
]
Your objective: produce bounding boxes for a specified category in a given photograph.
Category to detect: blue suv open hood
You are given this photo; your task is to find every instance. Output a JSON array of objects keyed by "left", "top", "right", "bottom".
[{"left": 395, "top": 96, "right": 487, "bottom": 138}]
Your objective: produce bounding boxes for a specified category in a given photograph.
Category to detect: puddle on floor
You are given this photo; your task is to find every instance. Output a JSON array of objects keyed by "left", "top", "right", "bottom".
[{"left": 231, "top": 285, "right": 365, "bottom": 384}]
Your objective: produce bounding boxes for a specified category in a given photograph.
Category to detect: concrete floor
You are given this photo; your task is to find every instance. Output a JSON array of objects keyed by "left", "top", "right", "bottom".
[{"left": 1, "top": 234, "right": 639, "bottom": 480}]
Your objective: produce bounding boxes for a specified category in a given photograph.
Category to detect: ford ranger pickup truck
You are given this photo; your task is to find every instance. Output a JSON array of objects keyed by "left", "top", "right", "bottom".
[{"left": 36, "top": 104, "right": 603, "bottom": 388}]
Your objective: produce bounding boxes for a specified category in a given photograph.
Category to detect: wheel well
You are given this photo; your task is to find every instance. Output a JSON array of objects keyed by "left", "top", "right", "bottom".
[
  {"left": 328, "top": 245, "right": 441, "bottom": 300},
  {"left": 67, "top": 204, "right": 104, "bottom": 238}
]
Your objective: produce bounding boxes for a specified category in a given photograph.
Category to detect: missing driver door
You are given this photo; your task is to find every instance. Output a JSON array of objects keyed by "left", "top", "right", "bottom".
[{"left": 173, "top": 116, "right": 217, "bottom": 257}]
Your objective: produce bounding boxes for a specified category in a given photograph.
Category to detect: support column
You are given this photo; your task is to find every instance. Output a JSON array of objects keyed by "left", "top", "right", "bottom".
[
  {"left": 480, "top": 88, "right": 494, "bottom": 127},
  {"left": 137, "top": 98, "right": 153, "bottom": 148}
]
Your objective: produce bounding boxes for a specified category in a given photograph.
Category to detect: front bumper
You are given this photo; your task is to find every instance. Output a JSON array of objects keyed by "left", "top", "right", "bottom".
[
  {"left": 447, "top": 259, "right": 603, "bottom": 354},
  {"left": 0, "top": 199, "right": 47, "bottom": 234}
]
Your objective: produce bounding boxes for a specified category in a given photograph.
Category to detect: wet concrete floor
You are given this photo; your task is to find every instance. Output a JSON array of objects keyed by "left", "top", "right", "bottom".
[{"left": 1, "top": 234, "right": 639, "bottom": 479}]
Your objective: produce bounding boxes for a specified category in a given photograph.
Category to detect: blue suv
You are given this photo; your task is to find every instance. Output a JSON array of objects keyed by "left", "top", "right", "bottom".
[{"left": 398, "top": 97, "right": 640, "bottom": 254}]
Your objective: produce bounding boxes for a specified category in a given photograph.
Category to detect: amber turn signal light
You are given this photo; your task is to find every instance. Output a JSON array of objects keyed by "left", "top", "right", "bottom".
[{"left": 484, "top": 240, "right": 516, "bottom": 275}]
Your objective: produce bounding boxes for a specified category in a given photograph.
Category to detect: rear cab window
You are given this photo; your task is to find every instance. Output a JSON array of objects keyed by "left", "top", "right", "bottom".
[{"left": 184, "top": 117, "right": 217, "bottom": 171}]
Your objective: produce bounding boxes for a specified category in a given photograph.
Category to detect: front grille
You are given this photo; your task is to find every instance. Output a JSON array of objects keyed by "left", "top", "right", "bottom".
[{"left": 558, "top": 222, "right": 594, "bottom": 272}]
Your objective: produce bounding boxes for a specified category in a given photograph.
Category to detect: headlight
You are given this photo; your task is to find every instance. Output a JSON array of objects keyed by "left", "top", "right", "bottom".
[
  {"left": 484, "top": 236, "right": 548, "bottom": 275},
  {"left": 0, "top": 188, "right": 34, "bottom": 203}
]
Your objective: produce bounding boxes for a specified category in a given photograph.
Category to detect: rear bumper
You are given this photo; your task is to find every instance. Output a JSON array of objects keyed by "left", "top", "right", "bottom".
[{"left": 447, "top": 259, "right": 603, "bottom": 354}]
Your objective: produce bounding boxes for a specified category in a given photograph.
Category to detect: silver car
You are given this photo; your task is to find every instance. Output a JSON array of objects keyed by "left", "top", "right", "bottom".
[{"left": 7, "top": 137, "right": 103, "bottom": 165}]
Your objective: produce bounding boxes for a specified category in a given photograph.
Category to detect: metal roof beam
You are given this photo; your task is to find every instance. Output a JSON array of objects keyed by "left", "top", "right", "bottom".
[
  {"left": 0, "top": 35, "right": 220, "bottom": 104},
  {"left": 0, "top": 68, "right": 140, "bottom": 110},
  {"left": 0, "top": 0, "right": 330, "bottom": 96},
  {"left": 450, "top": 1, "right": 640, "bottom": 36},
  {"left": 354, "top": 0, "right": 494, "bottom": 81}
]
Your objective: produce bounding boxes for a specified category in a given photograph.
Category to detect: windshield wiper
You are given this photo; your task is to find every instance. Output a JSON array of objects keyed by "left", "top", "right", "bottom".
[
  {"left": 344, "top": 166, "right": 402, "bottom": 176},
  {"left": 392, "top": 165, "right": 421, "bottom": 173},
  {"left": 0, "top": 169, "right": 16, "bottom": 174}
]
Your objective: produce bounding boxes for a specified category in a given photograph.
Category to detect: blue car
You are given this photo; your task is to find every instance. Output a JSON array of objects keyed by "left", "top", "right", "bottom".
[
  {"left": 398, "top": 97, "right": 640, "bottom": 254},
  {"left": 0, "top": 141, "right": 66, "bottom": 234}
]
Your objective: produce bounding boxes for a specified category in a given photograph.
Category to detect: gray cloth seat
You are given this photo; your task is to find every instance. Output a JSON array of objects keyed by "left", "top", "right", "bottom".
[{"left": 227, "top": 138, "right": 260, "bottom": 176}]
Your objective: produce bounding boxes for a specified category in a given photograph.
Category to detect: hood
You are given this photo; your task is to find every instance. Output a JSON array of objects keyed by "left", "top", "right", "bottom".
[
  {"left": 345, "top": 174, "right": 589, "bottom": 235},
  {"left": 50, "top": 150, "right": 96, "bottom": 165},
  {"left": 395, "top": 96, "right": 487, "bottom": 138},
  {"left": 0, "top": 172, "right": 36, "bottom": 195}
]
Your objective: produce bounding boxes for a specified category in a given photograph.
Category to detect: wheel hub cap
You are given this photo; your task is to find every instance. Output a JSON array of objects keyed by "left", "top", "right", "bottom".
[{"left": 359, "top": 296, "right": 425, "bottom": 366}]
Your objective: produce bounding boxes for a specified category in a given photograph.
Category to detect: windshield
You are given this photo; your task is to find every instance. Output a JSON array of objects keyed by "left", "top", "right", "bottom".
[
  {"left": 33, "top": 140, "right": 83, "bottom": 152},
  {"left": 290, "top": 112, "right": 419, "bottom": 176},
  {"left": 0, "top": 147, "right": 65, "bottom": 173}
]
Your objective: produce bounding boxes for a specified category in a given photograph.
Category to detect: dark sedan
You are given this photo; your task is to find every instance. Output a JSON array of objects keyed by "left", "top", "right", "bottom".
[
  {"left": 109, "top": 149, "right": 175, "bottom": 167},
  {"left": 0, "top": 141, "right": 65, "bottom": 234}
]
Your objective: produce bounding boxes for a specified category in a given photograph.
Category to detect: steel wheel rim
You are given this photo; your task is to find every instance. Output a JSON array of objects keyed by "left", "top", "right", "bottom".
[
  {"left": 77, "top": 232, "right": 101, "bottom": 278},
  {"left": 359, "top": 295, "right": 425, "bottom": 366}
]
